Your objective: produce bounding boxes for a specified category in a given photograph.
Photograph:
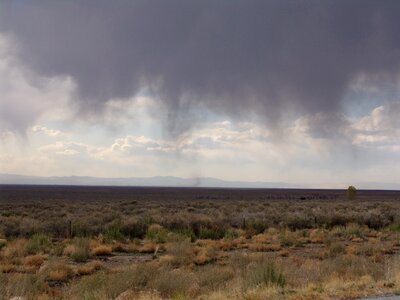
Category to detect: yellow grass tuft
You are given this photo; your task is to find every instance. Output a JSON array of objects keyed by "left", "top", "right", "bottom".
[
  {"left": 24, "top": 254, "right": 46, "bottom": 267},
  {"left": 139, "top": 242, "right": 157, "bottom": 253},
  {"left": 278, "top": 249, "right": 289, "bottom": 257},
  {"left": 63, "top": 244, "right": 77, "bottom": 257},
  {"left": 2, "top": 239, "right": 27, "bottom": 258},
  {"left": 76, "top": 260, "right": 104, "bottom": 275},
  {"left": 47, "top": 262, "right": 74, "bottom": 282},
  {"left": 91, "top": 245, "right": 113, "bottom": 256},
  {"left": 0, "top": 263, "right": 16, "bottom": 273}
]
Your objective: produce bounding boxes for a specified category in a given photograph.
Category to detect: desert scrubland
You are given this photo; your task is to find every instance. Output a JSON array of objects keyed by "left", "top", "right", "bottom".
[{"left": 1, "top": 185, "right": 400, "bottom": 300}]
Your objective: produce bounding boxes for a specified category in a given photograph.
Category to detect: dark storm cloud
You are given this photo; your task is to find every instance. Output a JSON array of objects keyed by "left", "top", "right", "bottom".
[{"left": 1, "top": 0, "right": 400, "bottom": 134}]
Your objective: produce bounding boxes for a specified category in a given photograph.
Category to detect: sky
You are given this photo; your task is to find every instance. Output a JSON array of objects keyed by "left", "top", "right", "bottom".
[{"left": 0, "top": 0, "right": 400, "bottom": 187}]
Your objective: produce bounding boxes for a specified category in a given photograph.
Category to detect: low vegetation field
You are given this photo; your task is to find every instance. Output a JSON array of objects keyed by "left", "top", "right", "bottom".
[{"left": 1, "top": 185, "right": 400, "bottom": 300}]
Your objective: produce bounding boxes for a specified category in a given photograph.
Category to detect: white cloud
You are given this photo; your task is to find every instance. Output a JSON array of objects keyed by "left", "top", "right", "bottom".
[
  {"left": 351, "top": 103, "right": 400, "bottom": 151},
  {"left": 31, "top": 125, "right": 68, "bottom": 137},
  {"left": 39, "top": 141, "right": 88, "bottom": 156}
]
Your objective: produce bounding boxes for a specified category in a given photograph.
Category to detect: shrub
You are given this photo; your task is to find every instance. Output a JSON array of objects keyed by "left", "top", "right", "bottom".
[
  {"left": 347, "top": 186, "right": 357, "bottom": 200},
  {"left": 43, "top": 219, "right": 69, "bottom": 238},
  {"left": 345, "top": 223, "right": 365, "bottom": 238},
  {"left": 172, "top": 228, "right": 196, "bottom": 242},
  {"left": 1, "top": 273, "right": 47, "bottom": 299},
  {"left": 224, "top": 229, "right": 239, "bottom": 240},
  {"left": 26, "top": 234, "right": 51, "bottom": 254},
  {"left": 286, "top": 214, "right": 314, "bottom": 230},
  {"left": 72, "top": 220, "right": 95, "bottom": 237},
  {"left": 121, "top": 219, "right": 148, "bottom": 239},
  {"left": 148, "top": 268, "right": 198, "bottom": 298},
  {"left": 0, "top": 239, "right": 6, "bottom": 250},
  {"left": 166, "top": 241, "right": 195, "bottom": 267},
  {"left": 104, "top": 227, "right": 125, "bottom": 242},
  {"left": 130, "top": 263, "right": 159, "bottom": 288},
  {"left": 198, "top": 226, "right": 225, "bottom": 240},
  {"left": 146, "top": 224, "right": 169, "bottom": 243},
  {"left": 246, "top": 219, "right": 269, "bottom": 234},
  {"left": 70, "top": 238, "right": 90, "bottom": 262},
  {"left": 66, "top": 270, "right": 133, "bottom": 299},
  {"left": 329, "top": 243, "right": 345, "bottom": 257},
  {"left": 245, "top": 260, "right": 286, "bottom": 289},
  {"left": 197, "top": 265, "right": 235, "bottom": 291}
]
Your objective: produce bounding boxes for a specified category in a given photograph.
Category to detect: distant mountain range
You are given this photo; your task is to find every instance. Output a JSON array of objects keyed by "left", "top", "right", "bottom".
[{"left": 0, "top": 173, "right": 399, "bottom": 190}]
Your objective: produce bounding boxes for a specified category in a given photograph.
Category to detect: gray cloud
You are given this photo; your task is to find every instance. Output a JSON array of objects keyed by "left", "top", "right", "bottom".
[{"left": 1, "top": 0, "right": 400, "bottom": 135}]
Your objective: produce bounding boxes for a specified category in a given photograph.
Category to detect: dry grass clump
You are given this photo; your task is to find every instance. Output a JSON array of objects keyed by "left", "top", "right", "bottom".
[
  {"left": 328, "top": 243, "right": 346, "bottom": 257},
  {"left": 44, "top": 261, "right": 75, "bottom": 282},
  {"left": 196, "top": 265, "right": 235, "bottom": 291},
  {"left": 148, "top": 268, "right": 199, "bottom": 298},
  {"left": 309, "top": 229, "right": 328, "bottom": 244},
  {"left": 252, "top": 233, "right": 271, "bottom": 244},
  {"left": 247, "top": 243, "right": 281, "bottom": 252},
  {"left": 24, "top": 254, "right": 46, "bottom": 267},
  {"left": 164, "top": 241, "right": 195, "bottom": 267},
  {"left": 138, "top": 242, "right": 157, "bottom": 253},
  {"left": 91, "top": 245, "right": 113, "bottom": 256},
  {"left": 0, "top": 272, "right": 48, "bottom": 299},
  {"left": 111, "top": 242, "right": 132, "bottom": 253},
  {"left": 48, "top": 267, "right": 73, "bottom": 282},
  {"left": 278, "top": 249, "right": 289, "bottom": 257},
  {"left": 76, "top": 260, "right": 104, "bottom": 276},
  {"left": 194, "top": 246, "right": 217, "bottom": 265},
  {"left": 64, "top": 271, "right": 129, "bottom": 299},
  {"left": 0, "top": 263, "right": 16, "bottom": 273},
  {"left": 63, "top": 238, "right": 90, "bottom": 262},
  {"left": 2, "top": 239, "right": 27, "bottom": 259},
  {"left": 63, "top": 244, "right": 76, "bottom": 256}
]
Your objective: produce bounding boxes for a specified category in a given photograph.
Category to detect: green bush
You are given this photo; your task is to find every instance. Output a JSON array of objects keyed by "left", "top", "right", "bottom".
[
  {"left": 286, "top": 214, "right": 314, "bottom": 230},
  {"left": 224, "top": 229, "right": 239, "bottom": 240},
  {"left": 130, "top": 263, "right": 159, "bottom": 288},
  {"left": 173, "top": 228, "right": 196, "bottom": 242},
  {"left": 246, "top": 219, "right": 269, "bottom": 234},
  {"left": 71, "top": 238, "right": 90, "bottom": 262},
  {"left": 347, "top": 186, "right": 357, "bottom": 200},
  {"left": 198, "top": 227, "right": 225, "bottom": 240},
  {"left": 145, "top": 224, "right": 169, "bottom": 243},
  {"left": 245, "top": 260, "right": 286, "bottom": 289},
  {"left": 72, "top": 221, "right": 94, "bottom": 237},
  {"left": 121, "top": 219, "right": 148, "bottom": 239},
  {"left": 104, "top": 227, "right": 125, "bottom": 242},
  {"left": 148, "top": 268, "right": 196, "bottom": 298},
  {"left": 26, "top": 234, "right": 51, "bottom": 254}
]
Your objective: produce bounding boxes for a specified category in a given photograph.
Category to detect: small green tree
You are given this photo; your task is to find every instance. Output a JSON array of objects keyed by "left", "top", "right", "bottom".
[{"left": 347, "top": 186, "right": 357, "bottom": 200}]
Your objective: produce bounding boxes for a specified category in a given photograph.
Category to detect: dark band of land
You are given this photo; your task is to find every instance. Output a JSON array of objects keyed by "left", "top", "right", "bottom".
[{"left": 2, "top": 185, "right": 400, "bottom": 299}]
